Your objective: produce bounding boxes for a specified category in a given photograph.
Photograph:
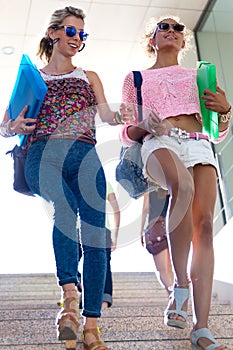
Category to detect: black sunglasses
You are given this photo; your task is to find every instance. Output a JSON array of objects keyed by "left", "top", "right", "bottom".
[
  {"left": 157, "top": 22, "right": 185, "bottom": 33},
  {"left": 54, "top": 25, "right": 89, "bottom": 41}
]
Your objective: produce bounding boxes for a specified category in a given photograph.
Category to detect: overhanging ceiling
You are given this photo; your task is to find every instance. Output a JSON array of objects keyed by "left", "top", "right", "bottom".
[{"left": 0, "top": 0, "right": 210, "bottom": 107}]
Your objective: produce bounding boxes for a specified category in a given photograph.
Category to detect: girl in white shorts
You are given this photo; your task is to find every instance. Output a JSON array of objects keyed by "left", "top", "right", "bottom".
[{"left": 120, "top": 15, "right": 231, "bottom": 350}]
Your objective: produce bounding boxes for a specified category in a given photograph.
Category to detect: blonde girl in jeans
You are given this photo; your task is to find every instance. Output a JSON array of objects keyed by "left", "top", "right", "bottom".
[{"left": 0, "top": 6, "right": 125, "bottom": 350}]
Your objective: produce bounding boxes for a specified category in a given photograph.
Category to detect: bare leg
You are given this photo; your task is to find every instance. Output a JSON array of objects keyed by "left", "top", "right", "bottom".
[
  {"left": 153, "top": 248, "right": 174, "bottom": 296},
  {"left": 146, "top": 149, "right": 194, "bottom": 321},
  {"left": 191, "top": 164, "right": 227, "bottom": 349}
]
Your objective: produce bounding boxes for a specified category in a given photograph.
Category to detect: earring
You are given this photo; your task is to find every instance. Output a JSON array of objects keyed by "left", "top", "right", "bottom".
[
  {"left": 149, "top": 38, "right": 156, "bottom": 51},
  {"left": 49, "top": 38, "right": 60, "bottom": 46},
  {"left": 78, "top": 43, "right": 85, "bottom": 52}
]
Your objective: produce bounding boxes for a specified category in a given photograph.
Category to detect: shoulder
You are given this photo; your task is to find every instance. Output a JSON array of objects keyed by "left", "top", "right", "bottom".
[
  {"left": 85, "top": 70, "right": 101, "bottom": 85},
  {"left": 123, "top": 71, "right": 135, "bottom": 88}
]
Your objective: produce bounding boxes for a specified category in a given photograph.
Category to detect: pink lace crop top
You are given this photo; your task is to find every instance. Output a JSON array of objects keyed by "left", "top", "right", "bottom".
[
  {"left": 27, "top": 67, "right": 97, "bottom": 145},
  {"left": 123, "top": 65, "right": 200, "bottom": 119},
  {"left": 120, "top": 65, "right": 228, "bottom": 145}
]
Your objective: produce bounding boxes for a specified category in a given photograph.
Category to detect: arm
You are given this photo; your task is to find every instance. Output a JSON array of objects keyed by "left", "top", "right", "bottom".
[
  {"left": 202, "top": 85, "right": 232, "bottom": 142},
  {"left": 0, "top": 106, "right": 37, "bottom": 137},
  {"left": 120, "top": 72, "right": 147, "bottom": 145},
  {"left": 107, "top": 191, "right": 120, "bottom": 251},
  {"left": 140, "top": 193, "right": 149, "bottom": 247},
  {"left": 120, "top": 72, "right": 164, "bottom": 146},
  {"left": 85, "top": 70, "right": 124, "bottom": 125}
]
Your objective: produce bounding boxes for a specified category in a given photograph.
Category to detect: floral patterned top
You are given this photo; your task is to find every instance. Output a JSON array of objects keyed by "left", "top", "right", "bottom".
[{"left": 27, "top": 67, "right": 97, "bottom": 146}]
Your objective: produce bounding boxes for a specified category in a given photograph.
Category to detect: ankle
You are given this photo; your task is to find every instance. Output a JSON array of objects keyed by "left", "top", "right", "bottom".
[
  {"left": 62, "top": 284, "right": 78, "bottom": 299},
  {"left": 84, "top": 317, "right": 98, "bottom": 331},
  {"left": 175, "top": 275, "right": 191, "bottom": 288},
  {"left": 102, "top": 301, "right": 108, "bottom": 311},
  {"left": 175, "top": 282, "right": 190, "bottom": 288}
]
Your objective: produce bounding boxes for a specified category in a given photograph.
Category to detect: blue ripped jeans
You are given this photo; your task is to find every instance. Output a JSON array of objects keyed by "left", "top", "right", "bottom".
[{"left": 25, "top": 139, "right": 107, "bottom": 318}]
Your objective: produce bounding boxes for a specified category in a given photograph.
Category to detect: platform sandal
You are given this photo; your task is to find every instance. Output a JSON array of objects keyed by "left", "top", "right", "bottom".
[
  {"left": 82, "top": 327, "right": 110, "bottom": 350},
  {"left": 190, "top": 328, "right": 227, "bottom": 350},
  {"left": 164, "top": 284, "right": 189, "bottom": 329},
  {"left": 56, "top": 296, "right": 80, "bottom": 341}
]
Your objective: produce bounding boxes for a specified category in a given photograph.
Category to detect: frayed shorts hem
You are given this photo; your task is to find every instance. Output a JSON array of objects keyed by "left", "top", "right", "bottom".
[{"left": 141, "top": 134, "right": 217, "bottom": 182}]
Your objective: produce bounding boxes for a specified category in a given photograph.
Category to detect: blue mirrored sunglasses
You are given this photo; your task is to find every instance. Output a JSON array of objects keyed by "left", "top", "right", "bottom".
[{"left": 54, "top": 25, "right": 89, "bottom": 41}]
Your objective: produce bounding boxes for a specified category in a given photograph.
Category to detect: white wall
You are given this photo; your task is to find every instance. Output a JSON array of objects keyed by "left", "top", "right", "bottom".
[{"left": 213, "top": 217, "right": 233, "bottom": 304}]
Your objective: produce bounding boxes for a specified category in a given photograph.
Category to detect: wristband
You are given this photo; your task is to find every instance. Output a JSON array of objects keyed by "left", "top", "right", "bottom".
[
  {"left": 113, "top": 111, "right": 124, "bottom": 125},
  {"left": 0, "top": 120, "right": 16, "bottom": 137},
  {"left": 218, "top": 106, "right": 232, "bottom": 123}
]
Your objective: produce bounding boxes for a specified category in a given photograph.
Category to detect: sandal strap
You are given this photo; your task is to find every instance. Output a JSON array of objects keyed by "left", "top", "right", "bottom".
[
  {"left": 57, "top": 297, "right": 79, "bottom": 326},
  {"left": 83, "top": 327, "right": 100, "bottom": 338},
  {"left": 57, "top": 312, "right": 80, "bottom": 327},
  {"left": 57, "top": 296, "right": 78, "bottom": 307},
  {"left": 85, "top": 340, "right": 107, "bottom": 350},
  {"left": 191, "top": 328, "right": 220, "bottom": 349},
  {"left": 170, "top": 287, "right": 189, "bottom": 319},
  {"left": 82, "top": 327, "right": 109, "bottom": 350},
  {"left": 165, "top": 287, "right": 189, "bottom": 321}
]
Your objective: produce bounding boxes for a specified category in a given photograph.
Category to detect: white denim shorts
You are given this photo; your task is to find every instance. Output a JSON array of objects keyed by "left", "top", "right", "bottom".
[{"left": 141, "top": 133, "right": 217, "bottom": 180}]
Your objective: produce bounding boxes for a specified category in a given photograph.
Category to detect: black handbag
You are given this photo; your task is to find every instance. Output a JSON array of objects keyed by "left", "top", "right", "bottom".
[
  {"left": 115, "top": 71, "right": 157, "bottom": 199},
  {"left": 6, "top": 139, "right": 34, "bottom": 196}
]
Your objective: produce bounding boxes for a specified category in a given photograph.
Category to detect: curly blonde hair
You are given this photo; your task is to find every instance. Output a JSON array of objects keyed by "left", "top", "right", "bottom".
[
  {"left": 37, "top": 6, "right": 86, "bottom": 63},
  {"left": 141, "top": 15, "right": 193, "bottom": 61}
]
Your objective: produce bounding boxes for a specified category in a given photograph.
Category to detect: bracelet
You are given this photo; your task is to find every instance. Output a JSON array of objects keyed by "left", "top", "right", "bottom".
[
  {"left": 218, "top": 106, "right": 232, "bottom": 123},
  {"left": 0, "top": 120, "right": 16, "bottom": 137},
  {"left": 113, "top": 111, "right": 124, "bottom": 125}
]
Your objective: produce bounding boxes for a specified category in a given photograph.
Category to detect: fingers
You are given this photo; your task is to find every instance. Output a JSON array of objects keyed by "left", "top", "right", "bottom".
[
  {"left": 120, "top": 103, "right": 135, "bottom": 124},
  {"left": 216, "top": 85, "right": 224, "bottom": 94},
  {"left": 17, "top": 105, "right": 29, "bottom": 120},
  {"left": 22, "top": 123, "right": 36, "bottom": 134},
  {"left": 10, "top": 105, "right": 38, "bottom": 134},
  {"left": 149, "top": 110, "right": 160, "bottom": 122},
  {"left": 146, "top": 113, "right": 166, "bottom": 136}
]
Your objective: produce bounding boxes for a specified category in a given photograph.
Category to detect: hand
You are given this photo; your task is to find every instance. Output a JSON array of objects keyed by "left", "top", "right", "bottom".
[
  {"left": 120, "top": 103, "right": 136, "bottom": 124},
  {"left": 202, "top": 85, "right": 231, "bottom": 114},
  {"left": 143, "top": 110, "right": 166, "bottom": 136},
  {"left": 111, "top": 239, "right": 117, "bottom": 252},
  {"left": 10, "top": 106, "right": 37, "bottom": 135}
]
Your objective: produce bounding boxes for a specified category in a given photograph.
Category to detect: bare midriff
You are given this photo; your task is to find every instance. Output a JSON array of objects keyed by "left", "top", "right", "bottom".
[{"left": 164, "top": 114, "right": 202, "bottom": 133}]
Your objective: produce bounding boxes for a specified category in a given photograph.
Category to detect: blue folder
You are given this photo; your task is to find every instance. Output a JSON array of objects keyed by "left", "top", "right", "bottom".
[{"left": 7, "top": 54, "right": 48, "bottom": 121}]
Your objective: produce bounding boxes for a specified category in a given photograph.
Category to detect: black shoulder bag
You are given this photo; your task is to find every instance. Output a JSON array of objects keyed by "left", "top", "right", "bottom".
[{"left": 6, "top": 135, "right": 34, "bottom": 196}]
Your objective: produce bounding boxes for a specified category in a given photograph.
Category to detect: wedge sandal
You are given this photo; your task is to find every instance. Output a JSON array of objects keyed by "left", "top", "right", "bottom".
[
  {"left": 82, "top": 327, "right": 110, "bottom": 350},
  {"left": 164, "top": 286, "right": 189, "bottom": 329},
  {"left": 56, "top": 296, "right": 80, "bottom": 341}
]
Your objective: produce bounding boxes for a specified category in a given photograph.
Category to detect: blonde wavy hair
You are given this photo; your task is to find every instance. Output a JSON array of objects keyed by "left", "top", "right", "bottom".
[
  {"left": 37, "top": 6, "right": 86, "bottom": 63},
  {"left": 141, "top": 15, "right": 193, "bottom": 61}
]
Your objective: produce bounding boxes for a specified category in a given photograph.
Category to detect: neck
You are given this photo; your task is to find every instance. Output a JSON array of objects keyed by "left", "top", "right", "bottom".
[
  {"left": 43, "top": 56, "right": 75, "bottom": 75},
  {"left": 151, "top": 60, "right": 179, "bottom": 70},
  {"left": 151, "top": 53, "right": 179, "bottom": 69}
]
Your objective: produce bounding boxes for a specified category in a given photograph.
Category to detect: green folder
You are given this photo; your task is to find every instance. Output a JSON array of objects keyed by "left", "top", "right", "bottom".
[{"left": 196, "top": 61, "right": 219, "bottom": 140}]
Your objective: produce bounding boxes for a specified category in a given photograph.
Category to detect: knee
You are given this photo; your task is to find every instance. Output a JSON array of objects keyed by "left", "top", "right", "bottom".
[
  {"left": 172, "top": 173, "right": 194, "bottom": 202},
  {"left": 194, "top": 215, "right": 213, "bottom": 244}
]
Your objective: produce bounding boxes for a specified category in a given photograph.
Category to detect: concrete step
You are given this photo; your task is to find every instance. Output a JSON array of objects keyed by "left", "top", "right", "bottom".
[{"left": 0, "top": 273, "right": 232, "bottom": 349}]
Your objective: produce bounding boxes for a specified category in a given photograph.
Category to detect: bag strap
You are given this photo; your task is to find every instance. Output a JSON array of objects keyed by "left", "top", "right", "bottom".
[{"left": 132, "top": 71, "right": 143, "bottom": 122}]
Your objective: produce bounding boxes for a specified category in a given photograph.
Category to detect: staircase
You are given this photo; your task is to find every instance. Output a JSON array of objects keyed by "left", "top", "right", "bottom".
[{"left": 0, "top": 272, "right": 233, "bottom": 349}]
